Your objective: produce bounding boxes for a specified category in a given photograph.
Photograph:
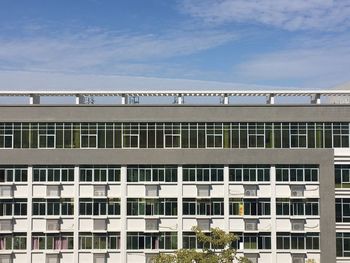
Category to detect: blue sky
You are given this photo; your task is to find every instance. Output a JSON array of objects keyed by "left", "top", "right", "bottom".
[{"left": 0, "top": 0, "right": 350, "bottom": 90}]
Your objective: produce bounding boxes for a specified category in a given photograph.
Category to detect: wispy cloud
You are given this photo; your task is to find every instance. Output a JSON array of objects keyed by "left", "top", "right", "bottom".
[
  {"left": 0, "top": 26, "right": 237, "bottom": 74},
  {"left": 181, "top": 0, "right": 350, "bottom": 31},
  {"left": 232, "top": 34, "right": 350, "bottom": 87}
]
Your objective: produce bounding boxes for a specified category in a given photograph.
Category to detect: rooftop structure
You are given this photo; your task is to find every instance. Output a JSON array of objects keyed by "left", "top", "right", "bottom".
[{"left": 0, "top": 90, "right": 349, "bottom": 263}]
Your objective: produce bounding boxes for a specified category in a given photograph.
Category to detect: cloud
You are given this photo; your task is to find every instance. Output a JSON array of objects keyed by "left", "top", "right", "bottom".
[
  {"left": 0, "top": 26, "right": 237, "bottom": 74},
  {"left": 232, "top": 34, "right": 350, "bottom": 87},
  {"left": 0, "top": 70, "right": 292, "bottom": 91},
  {"left": 181, "top": 0, "right": 350, "bottom": 31}
]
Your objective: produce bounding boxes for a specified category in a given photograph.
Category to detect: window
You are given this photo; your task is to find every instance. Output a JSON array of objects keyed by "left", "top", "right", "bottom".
[
  {"left": 290, "top": 123, "right": 307, "bottom": 148},
  {"left": 248, "top": 123, "right": 265, "bottom": 148},
  {"left": 277, "top": 233, "right": 319, "bottom": 250},
  {"left": 38, "top": 123, "right": 55, "bottom": 148},
  {"left": 333, "top": 123, "right": 349, "bottom": 148},
  {"left": 80, "top": 165, "right": 120, "bottom": 182},
  {"left": 13, "top": 235, "right": 27, "bottom": 250},
  {"left": 164, "top": 123, "right": 180, "bottom": 148},
  {"left": 0, "top": 166, "right": 27, "bottom": 182},
  {"left": 276, "top": 199, "right": 319, "bottom": 216},
  {"left": 43, "top": 234, "right": 73, "bottom": 250},
  {"left": 276, "top": 165, "right": 318, "bottom": 182},
  {"left": 0, "top": 123, "right": 13, "bottom": 148},
  {"left": 337, "top": 232, "right": 350, "bottom": 257},
  {"left": 1, "top": 121, "right": 350, "bottom": 149},
  {"left": 183, "top": 198, "right": 224, "bottom": 216},
  {"left": 127, "top": 165, "right": 177, "bottom": 183},
  {"left": 79, "top": 233, "right": 120, "bottom": 250},
  {"left": 127, "top": 232, "right": 177, "bottom": 250},
  {"left": 81, "top": 123, "right": 97, "bottom": 148},
  {"left": 183, "top": 165, "right": 224, "bottom": 182},
  {"left": 335, "top": 165, "right": 350, "bottom": 188},
  {"left": 229, "top": 165, "right": 270, "bottom": 182},
  {"left": 127, "top": 198, "right": 177, "bottom": 216},
  {"left": 33, "top": 166, "right": 74, "bottom": 182},
  {"left": 123, "top": 123, "right": 139, "bottom": 148},
  {"left": 79, "top": 199, "right": 120, "bottom": 216},
  {"left": 0, "top": 199, "right": 27, "bottom": 216},
  {"left": 336, "top": 198, "right": 350, "bottom": 222},
  {"left": 244, "top": 234, "right": 271, "bottom": 250},
  {"left": 229, "top": 199, "right": 270, "bottom": 216},
  {"left": 206, "top": 123, "right": 223, "bottom": 148}
]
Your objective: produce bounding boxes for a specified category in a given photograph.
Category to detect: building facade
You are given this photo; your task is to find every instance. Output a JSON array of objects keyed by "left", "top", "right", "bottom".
[{"left": 0, "top": 90, "right": 349, "bottom": 263}]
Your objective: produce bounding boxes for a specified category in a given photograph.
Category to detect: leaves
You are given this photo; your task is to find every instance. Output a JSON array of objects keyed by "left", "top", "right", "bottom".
[{"left": 151, "top": 226, "right": 249, "bottom": 263}]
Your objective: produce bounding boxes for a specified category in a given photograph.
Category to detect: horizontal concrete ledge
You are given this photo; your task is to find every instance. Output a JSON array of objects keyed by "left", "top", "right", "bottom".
[
  {"left": 0, "top": 149, "right": 334, "bottom": 165},
  {"left": 1, "top": 105, "right": 350, "bottom": 122}
]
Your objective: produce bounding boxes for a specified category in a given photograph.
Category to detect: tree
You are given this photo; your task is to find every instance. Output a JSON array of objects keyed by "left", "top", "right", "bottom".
[{"left": 151, "top": 226, "right": 250, "bottom": 263}]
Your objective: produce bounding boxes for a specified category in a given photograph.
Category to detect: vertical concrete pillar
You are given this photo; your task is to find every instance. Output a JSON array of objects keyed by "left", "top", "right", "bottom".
[
  {"left": 120, "top": 166, "right": 127, "bottom": 262},
  {"left": 26, "top": 166, "right": 33, "bottom": 263},
  {"left": 266, "top": 94, "right": 275, "bottom": 104},
  {"left": 29, "top": 95, "right": 40, "bottom": 104},
  {"left": 75, "top": 95, "right": 85, "bottom": 105},
  {"left": 73, "top": 166, "right": 80, "bottom": 263},
  {"left": 177, "top": 165, "right": 183, "bottom": 249},
  {"left": 270, "top": 165, "right": 277, "bottom": 263}
]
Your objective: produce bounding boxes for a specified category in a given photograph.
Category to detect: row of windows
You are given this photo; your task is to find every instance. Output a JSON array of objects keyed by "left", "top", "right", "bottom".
[
  {"left": 127, "top": 165, "right": 177, "bottom": 182},
  {"left": 32, "top": 234, "right": 74, "bottom": 250},
  {"left": 276, "top": 233, "right": 320, "bottom": 250},
  {"left": 0, "top": 199, "right": 27, "bottom": 216},
  {"left": 79, "top": 233, "right": 120, "bottom": 250},
  {"left": 0, "top": 165, "right": 321, "bottom": 183},
  {"left": 33, "top": 198, "right": 74, "bottom": 216},
  {"left": 0, "top": 232, "right": 322, "bottom": 252},
  {"left": 0, "top": 234, "right": 26, "bottom": 250},
  {"left": 127, "top": 232, "right": 177, "bottom": 250},
  {"left": 127, "top": 198, "right": 177, "bottom": 216},
  {"left": 229, "top": 165, "right": 270, "bottom": 182},
  {"left": 168, "top": 232, "right": 321, "bottom": 250},
  {"left": 183, "top": 165, "right": 224, "bottom": 182},
  {"left": 0, "top": 198, "right": 320, "bottom": 217},
  {"left": 183, "top": 198, "right": 224, "bottom": 216},
  {"left": 79, "top": 199, "right": 120, "bottom": 216},
  {"left": 1, "top": 122, "right": 350, "bottom": 149},
  {"left": 230, "top": 199, "right": 271, "bottom": 216},
  {"left": 0, "top": 167, "right": 28, "bottom": 182},
  {"left": 276, "top": 199, "right": 319, "bottom": 216},
  {"left": 276, "top": 165, "right": 319, "bottom": 182}
]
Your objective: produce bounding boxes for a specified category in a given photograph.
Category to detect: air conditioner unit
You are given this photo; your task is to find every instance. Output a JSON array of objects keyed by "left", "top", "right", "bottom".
[
  {"left": 292, "top": 222, "right": 304, "bottom": 231},
  {"left": 94, "top": 254, "right": 106, "bottom": 263},
  {"left": 197, "top": 219, "right": 210, "bottom": 231},
  {"left": 94, "top": 219, "right": 107, "bottom": 231},
  {"left": 94, "top": 186, "right": 106, "bottom": 196},
  {"left": 46, "top": 254, "right": 59, "bottom": 263},
  {"left": 0, "top": 186, "right": 13, "bottom": 197},
  {"left": 47, "top": 185, "right": 60, "bottom": 197},
  {"left": 245, "top": 222, "right": 258, "bottom": 231},
  {"left": 292, "top": 258, "right": 305, "bottom": 263},
  {"left": 290, "top": 186, "right": 304, "bottom": 197},
  {"left": 0, "top": 220, "right": 12, "bottom": 231},
  {"left": 244, "top": 255, "right": 258, "bottom": 263},
  {"left": 145, "top": 219, "right": 159, "bottom": 231},
  {"left": 0, "top": 254, "right": 12, "bottom": 263},
  {"left": 291, "top": 191, "right": 303, "bottom": 197},
  {"left": 47, "top": 220, "right": 60, "bottom": 231},
  {"left": 145, "top": 185, "right": 159, "bottom": 197},
  {"left": 244, "top": 189, "right": 257, "bottom": 196}
]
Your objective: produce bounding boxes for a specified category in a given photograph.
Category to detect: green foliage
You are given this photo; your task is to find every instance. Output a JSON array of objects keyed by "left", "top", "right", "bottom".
[{"left": 151, "top": 226, "right": 249, "bottom": 263}]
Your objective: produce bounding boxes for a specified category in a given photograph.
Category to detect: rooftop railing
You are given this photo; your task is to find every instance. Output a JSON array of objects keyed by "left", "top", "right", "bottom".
[{"left": 0, "top": 90, "right": 349, "bottom": 104}]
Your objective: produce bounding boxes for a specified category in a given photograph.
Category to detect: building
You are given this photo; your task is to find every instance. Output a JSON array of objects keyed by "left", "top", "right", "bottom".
[{"left": 0, "top": 90, "right": 349, "bottom": 263}]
